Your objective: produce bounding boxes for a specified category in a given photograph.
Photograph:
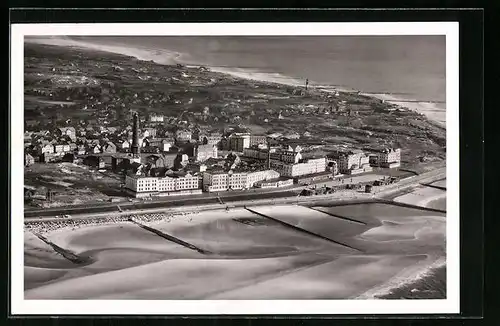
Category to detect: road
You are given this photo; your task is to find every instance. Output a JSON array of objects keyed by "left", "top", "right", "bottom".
[
  {"left": 24, "top": 167, "right": 445, "bottom": 219},
  {"left": 24, "top": 190, "right": 298, "bottom": 218}
]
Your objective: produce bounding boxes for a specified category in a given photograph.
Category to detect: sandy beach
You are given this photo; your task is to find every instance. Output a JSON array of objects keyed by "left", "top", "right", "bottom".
[
  {"left": 394, "top": 185, "right": 447, "bottom": 209},
  {"left": 25, "top": 199, "right": 446, "bottom": 299},
  {"left": 362, "top": 92, "right": 446, "bottom": 128}
]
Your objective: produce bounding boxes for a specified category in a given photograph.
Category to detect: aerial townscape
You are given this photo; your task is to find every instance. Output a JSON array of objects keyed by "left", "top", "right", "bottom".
[{"left": 23, "top": 40, "right": 447, "bottom": 301}]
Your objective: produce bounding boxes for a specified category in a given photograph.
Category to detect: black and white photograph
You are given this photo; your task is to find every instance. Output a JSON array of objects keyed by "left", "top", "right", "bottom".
[{"left": 10, "top": 22, "right": 459, "bottom": 315}]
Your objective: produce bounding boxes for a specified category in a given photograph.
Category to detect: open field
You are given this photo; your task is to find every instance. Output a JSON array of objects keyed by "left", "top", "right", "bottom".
[{"left": 24, "top": 163, "right": 123, "bottom": 208}]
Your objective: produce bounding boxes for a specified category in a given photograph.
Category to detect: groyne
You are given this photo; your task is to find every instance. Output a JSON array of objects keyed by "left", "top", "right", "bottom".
[
  {"left": 33, "top": 232, "right": 88, "bottom": 264},
  {"left": 307, "top": 207, "right": 367, "bottom": 225},
  {"left": 128, "top": 218, "right": 211, "bottom": 255},
  {"left": 244, "top": 207, "right": 360, "bottom": 252}
]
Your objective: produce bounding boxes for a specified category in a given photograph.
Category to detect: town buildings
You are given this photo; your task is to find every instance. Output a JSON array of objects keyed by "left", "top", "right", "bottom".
[
  {"left": 175, "top": 130, "right": 192, "bottom": 143},
  {"left": 56, "top": 127, "right": 76, "bottom": 141},
  {"left": 25, "top": 153, "right": 35, "bottom": 167},
  {"left": 198, "top": 132, "right": 222, "bottom": 146},
  {"left": 255, "top": 177, "right": 294, "bottom": 189},
  {"left": 249, "top": 135, "right": 268, "bottom": 147}
]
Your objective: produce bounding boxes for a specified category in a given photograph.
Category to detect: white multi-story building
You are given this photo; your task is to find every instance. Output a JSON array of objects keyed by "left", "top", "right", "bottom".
[
  {"left": 54, "top": 144, "right": 71, "bottom": 154},
  {"left": 377, "top": 148, "right": 401, "bottom": 168},
  {"left": 40, "top": 144, "right": 55, "bottom": 154},
  {"left": 176, "top": 130, "right": 192, "bottom": 142},
  {"left": 335, "top": 150, "right": 373, "bottom": 175},
  {"left": 199, "top": 132, "right": 222, "bottom": 146},
  {"left": 125, "top": 173, "right": 201, "bottom": 198},
  {"left": 150, "top": 114, "right": 164, "bottom": 122},
  {"left": 194, "top": 144, "right": 218, "bottom": 162},
  {"left": 229, "top": 133, "right": 250, "bottom": 152},
  {"left": 271, "top": 157, "right": 326, "bottom": 177},
  {"left": 203, "top": 169, "right": 280, "bottom": 192}
]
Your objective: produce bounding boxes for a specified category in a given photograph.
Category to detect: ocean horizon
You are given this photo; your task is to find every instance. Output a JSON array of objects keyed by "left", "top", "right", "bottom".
[{"left": 25, "top": 35, "right": 447, "bottom": 126}]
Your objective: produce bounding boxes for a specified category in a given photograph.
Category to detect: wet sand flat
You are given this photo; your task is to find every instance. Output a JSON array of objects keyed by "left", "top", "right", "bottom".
[{"left": 24, "top": 201, "right": 446, "bottom": 299}]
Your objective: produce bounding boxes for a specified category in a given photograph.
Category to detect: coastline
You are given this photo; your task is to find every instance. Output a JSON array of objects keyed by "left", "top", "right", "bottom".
[
  {"left": 354, "top": 256, "right": 446, "bottom": 299},
  {"left": 354, "top": 185, "right": 447, "bottom": 299},
  {"left": 25, "top": 37, "right": 446, "bottom": 128}
]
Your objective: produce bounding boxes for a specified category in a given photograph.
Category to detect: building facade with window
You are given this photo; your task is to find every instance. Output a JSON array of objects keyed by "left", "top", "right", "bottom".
[
  {"left": 125, "top": 173, "right": 201, "bottom": 198},
  {"left": 270, "top": 157, "right": 326, "bottom": 177},
  {"left": 377, "top": 148, "right": 401, "bottom": 168},
  {"left": 203, "top": 169, "right": 280, "bottom": 192}
]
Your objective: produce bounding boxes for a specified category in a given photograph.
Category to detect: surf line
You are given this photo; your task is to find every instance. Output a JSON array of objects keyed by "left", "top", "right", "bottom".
[
  {"left": 128, "top": 218, "right": 211, "bottom": 255},
  {"left": 244, "top": 207, "right": 361, "bottom": 252}
]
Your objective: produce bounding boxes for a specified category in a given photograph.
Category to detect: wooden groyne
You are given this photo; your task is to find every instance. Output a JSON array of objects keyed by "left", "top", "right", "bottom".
[
  {"left": 244, "top": 207, "right": 360, "bottom": 252},
  {"left": 377, "top": 199, "right": 446, "bottom": 214},
  {"left": 420, "top": 183, "right": 447, "bottom": 191},
  {"left": 33, "top": 233, "right": 88, "bottom": 264},
  {"left": 129, "top": 219, "right": 211, "bottom": 255},
  {"left": 307, "top": 207, "right": 367, "bottom": 225}
]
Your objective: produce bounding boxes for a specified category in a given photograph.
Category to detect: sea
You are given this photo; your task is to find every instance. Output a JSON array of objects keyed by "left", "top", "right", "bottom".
[{"left": 26, "top": 35, "right": 446, "bottom": 125}]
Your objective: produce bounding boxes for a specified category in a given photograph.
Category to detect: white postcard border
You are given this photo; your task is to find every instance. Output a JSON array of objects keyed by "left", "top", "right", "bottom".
[{"left": 10, "top": 22, "right": 459, "bottom": 315}]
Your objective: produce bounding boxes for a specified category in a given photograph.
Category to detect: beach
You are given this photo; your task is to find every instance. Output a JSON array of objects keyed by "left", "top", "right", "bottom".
[{"left": 25, "top": 196, "right": 446, "bottom": 299}]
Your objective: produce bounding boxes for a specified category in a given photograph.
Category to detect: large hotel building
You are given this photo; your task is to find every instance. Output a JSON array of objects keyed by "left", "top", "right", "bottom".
[
  {"left": 203, "top": 169, "right": 279, "bottom": 192},
  {"left": 125, "top": 173, "right": 202, "bottom": 198}
]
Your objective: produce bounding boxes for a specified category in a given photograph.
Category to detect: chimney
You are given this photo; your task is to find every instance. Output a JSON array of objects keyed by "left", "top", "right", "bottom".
[{"left": 131, "top": 112, "right": 140, "bottom": 157}]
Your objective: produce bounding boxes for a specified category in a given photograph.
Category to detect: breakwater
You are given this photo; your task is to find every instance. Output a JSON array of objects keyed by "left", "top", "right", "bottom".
[
  {"left": 33, "top": 233, "right": 88, "bottom": 264},
  {"left": 244, "top": 207, "right": 360, "bottom": 252},
  {"left": 128, "top": 218, "right": 211, "bottom": 255}
]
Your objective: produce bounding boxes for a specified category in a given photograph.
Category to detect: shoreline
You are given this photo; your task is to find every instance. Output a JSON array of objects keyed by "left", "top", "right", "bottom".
[
  {"left": 25, "top": 37, "right": 446, "bottom": 128},
  {"left": 354, "top": 256, "right": 446, "bottom": 299}
]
